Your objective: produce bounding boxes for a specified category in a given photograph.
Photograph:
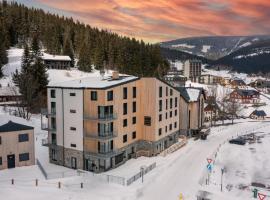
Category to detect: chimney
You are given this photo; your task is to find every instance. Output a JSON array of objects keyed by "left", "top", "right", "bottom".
[{"left": 112, "top": 71, "right": 119, "bottom": 80}]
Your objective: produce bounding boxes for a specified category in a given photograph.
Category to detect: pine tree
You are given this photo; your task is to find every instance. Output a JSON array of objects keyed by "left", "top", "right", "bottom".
[
  {"left": 63, "top": 38, "right": 75, "bottom": 67},
  {"left": 78, "top": 42, "right": 92, "bottom": 72}
]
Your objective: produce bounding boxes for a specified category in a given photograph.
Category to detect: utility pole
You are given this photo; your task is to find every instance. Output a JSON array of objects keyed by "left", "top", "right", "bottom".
[{"left": 221, "top": 168, "right": 225, "bottom": 192}]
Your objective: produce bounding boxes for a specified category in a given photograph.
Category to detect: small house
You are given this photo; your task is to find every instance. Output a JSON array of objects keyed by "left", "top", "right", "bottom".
[
  {"left": 0, "top": 120, "right": 35, "bottom": 170},
  {"left": 250, "top": 110, "right": 267, "bottom": 120},
  {"left": 42, "top": 53, "right": 72, "bottom": 70}
]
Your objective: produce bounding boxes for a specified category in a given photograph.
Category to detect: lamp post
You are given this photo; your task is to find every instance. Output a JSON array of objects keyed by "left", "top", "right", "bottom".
[{"left": 221, "top": 167, "right": 225, "bottom": 192}]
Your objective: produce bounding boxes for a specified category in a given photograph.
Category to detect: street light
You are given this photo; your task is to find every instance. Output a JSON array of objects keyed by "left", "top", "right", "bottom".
[
  {"left": 140, "top": 165, "right": 147, "bottom": 183},
  {"left": 221, "top": 167, "right": 225, "bottom": 192}
]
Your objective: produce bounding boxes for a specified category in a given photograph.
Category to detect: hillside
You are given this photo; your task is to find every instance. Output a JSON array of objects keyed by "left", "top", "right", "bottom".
[
  {"left": 212, "top": 39, "right": 270, "bottom": 74},
  {"left": 0, "top": 1, "right": 168, "bottom": 77},
  {"left": 161, "top": 47, "right": 210, "bottom": 64},
  {"left": 160, "top": 35, "right": 270, "bottom": 60}
]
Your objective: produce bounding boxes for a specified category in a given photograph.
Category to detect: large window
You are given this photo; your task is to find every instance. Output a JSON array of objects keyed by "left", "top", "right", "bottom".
[
  {"left": 123, "top": 87, "right": 128, "bottom": 99},
  {"left": 132, "top": 117, "right": 136, "bottom": 124},
  {"left": 133, "top": 87, "right": 136, "bottom": 98},
  {"left": 0, "top": 157, "right": 2, "bottom": 165},
  {"left": 132, "top": 131, "right": 136, "bottom": 139},
  {"left": 159, "top": 114, "right": 162, "bottom": 122},
  {"left": 107, "top": 90, "right": 113, "bottom": 101},
  {"left": 159, "top": 100, "right": 162, "bottom": 112},
  {"left": 123, "top": 103, "right": 128, "bottom": 115},
  {"left": 123, "top": 119, "right": 128, "bottom": 127},
  {"left": 144, "top": 116, "right": 151, "bottom": 126},
  {"left": 19, "top": 153, "right": 29, "bottom": 161},
  {"left": 175, "top": 97, "right": 178, "bottom": 107},
  {"left": 70, "top": 93, "right": 76, "bottom": 96},
  {"left": 170, "top": 98, "right": 173, "bottom": 109},
  {"left": 123, "top": 134, "right": 127, "bottom": 143},
  {"left": 159, "top": 128, "right": 162, "bottom": 136},
  {"left": 18, "top": 134, "right": 29, "bottom": 142},
  {"left": 91, "top": 91, "right": 98, "bottom": 101},
  {"left": 132, "top": 102, "right": 136, "bottom": 113},
  {"left": 50, "top": 90, "right": 56, "bottom": 98},
  {"left": 159, "top": 86, "right": 162, "bottom": 98}
]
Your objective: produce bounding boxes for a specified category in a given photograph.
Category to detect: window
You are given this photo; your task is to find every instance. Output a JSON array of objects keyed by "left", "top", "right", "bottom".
[
  {"left": 159, "top": 100, "right": 162, "bottom": 112},
  {"left": 51, "top": 133, "right": 57, "bottom": 145},
  {"left": 175, "top": 110, "right": 177, "bottom": 116},
  {"left": 166, "top": 99, "right": 168, "bottom": 110},
  {"left": 91, "top": 91, "right": 98, "bottom": 101},
  {"left": 169, "top": 124, "right": 172, "bottom": 130},
  {"left": 70, "top": 127, "right": 76, "bottom": 131},
  {"left": 159, "top": 86, "right": 162, "bottom": 98},
  {"left": 70, "top": 109, "right": 76, "bottom": 113},
  {"left": 51, "top": 149, "right": 57, "bottom": 161},
  {"left": 123, "top": 87, "right": 128, "bottom": 99},
  {"left": 123, "top": 103, "right": 128, "bottom": 115},
  {"left": 144, "top": 116, "right": 151, "bottom": 126},
  {"left": 18, "top": 134, "right": 29, "bottom": 142},
  {"left": 107, "top": 90, "right": 113, "bottom": 101},
  {"left": 132, "top": 131, "right": 136, "bottom": 139},
  {"left": 0, "top": 157, "right": 2, "bottom": 165},
  {"left": 132, "top": 117, "right": 136, "bottom": 124},
  {"left": 175, "top": 97, "right": 178, "bottom": 107},
  {"left": 70, "top": 93, "right": 76, "bottom": 96},
  {"left": 123, "top": 119, "right": 128, "bottom": 127},
  {"left": 166, "top": 87, "right": 168, "bottom": 96},
  {"left": 170, "top": 89, "right": 173, "bottom": 96},
  {"left": 50, "top": 90, "right": 55, "bottom": 98},
  {"left": 123, "top": 134, "right": 127, "bottom": 143},
  {"left": 159, "top": 114, "right": 162, "bottom": 122},
  {"left": 166, "top": 112, "right": 168, "bottom": 119},
  {"left": 133, "top": 102, "right": 136, "bottom": 113},
  {"left": 174, "top": 122, "right": 177, "bottom": 128},
  {"left": 71, "top": 143, "right": 76, "bottom": 148},
  {"left": 165, "top": 126, "right": 167, "bottom": 133},
  {"left": 0, "top": 136, "right": 1, "bottom": 145},
  {"left": 133, "top": 87, "right": 136, "bottom": 98},
  {"left": 19, "top": 153, "right": 29, "bottom": 161},
  {"left": 170, "top": 111, "right": 172, "bottom": 118},
  {"left": 110, "top": 140, "right": 114, "bottom": 150},
  {"left": 170, "top": 98, "right": 173, "bottom": 109},
  {"left": 159, "top": 128, "right": 162, "bottom": 136}
]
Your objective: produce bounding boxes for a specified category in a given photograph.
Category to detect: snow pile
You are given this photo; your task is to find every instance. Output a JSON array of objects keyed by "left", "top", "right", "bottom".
[
  {"left": 171, "top": 43, "right": 195, "bottom": 48},
  {"left": 201, "top": 45, "right": 211, "bottom": 53}
]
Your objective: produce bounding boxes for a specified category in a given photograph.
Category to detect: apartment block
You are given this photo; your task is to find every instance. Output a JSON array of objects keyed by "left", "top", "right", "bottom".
[
  {"left": 42, "top": 72, "right": 180, "bottom": 172},
  {"left": 183, "top": 60, "right": 202, "bottom": 79}
]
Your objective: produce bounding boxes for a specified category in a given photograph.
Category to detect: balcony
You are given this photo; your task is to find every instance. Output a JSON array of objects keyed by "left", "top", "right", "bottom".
[
  {"left": 41, "top": 138, "right": 57, "bottom": 147},
  {"left": 41, "top": 108, "right": 56, "bottom": 117},
  {"left": 85, "top": 131, "right": 118, "bottom": 141},
  {"left": 41, "top": 122, "right": 56, "bottom": 132},
  {"left": 84, "top": 113, "right": 117, "bottom": 121}
]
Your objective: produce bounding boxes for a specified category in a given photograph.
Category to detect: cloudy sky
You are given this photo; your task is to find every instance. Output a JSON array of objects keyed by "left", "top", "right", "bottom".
[{"left": 14, "top": 0, "right": 270, "bottom": 43}]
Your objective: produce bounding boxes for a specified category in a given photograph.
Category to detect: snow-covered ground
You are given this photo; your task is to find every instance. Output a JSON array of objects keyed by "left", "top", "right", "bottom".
[{"left": 1, "top": 48, "right": 270, "bottom": 199}]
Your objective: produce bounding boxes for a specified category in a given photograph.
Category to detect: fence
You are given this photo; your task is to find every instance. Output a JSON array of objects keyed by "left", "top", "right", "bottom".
[
  {"left": 36, "top": 159, "right": 78, "bottom": 180},
  {"left": 160, "top": 136, "right": 187, "bottom": 157},
  {"left": 126, "top": 162, "right": 157, "bottom": 186}
]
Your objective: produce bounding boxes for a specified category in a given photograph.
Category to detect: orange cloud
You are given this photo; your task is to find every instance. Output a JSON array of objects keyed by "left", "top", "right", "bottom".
[{"left": 36, "top": 0, "right": 270, "bottom": 42}]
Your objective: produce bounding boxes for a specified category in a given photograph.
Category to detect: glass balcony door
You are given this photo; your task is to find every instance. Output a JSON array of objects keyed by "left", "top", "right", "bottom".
[{"left": 98, "top": 106, "right": 113, "bottom": 119}]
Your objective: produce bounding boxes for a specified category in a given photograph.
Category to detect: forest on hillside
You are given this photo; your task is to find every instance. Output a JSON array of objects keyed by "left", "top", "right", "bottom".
[{"left": 0, "top": 1, "right": 169, "bottom": 77}]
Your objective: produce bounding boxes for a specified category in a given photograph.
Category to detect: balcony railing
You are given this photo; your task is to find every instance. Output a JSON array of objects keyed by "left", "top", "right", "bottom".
[
  {"left": 84, "top": 113, "right": 117, "bottom": 121},
  {"left": 85, "top": 131, "right": 118, "bottom": 140},
  {"left": 41, "top": 123, "right": 56, "bottom": 132},
  {"left": 41, "top": 108, "right": 56, "bottom": 117},
  {"left": 42, "top": 138, "right": 57, "bottom": 147}
]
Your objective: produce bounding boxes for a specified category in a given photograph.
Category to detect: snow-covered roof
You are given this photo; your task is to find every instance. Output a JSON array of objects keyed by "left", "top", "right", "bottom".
[
  {"left": 177, "top": 87, "right": 204, "bottom": 102},
  {"left": 42, "top": 53, "right": 71, "bottom": 61},
  {"left": 0, "top": 114, "right": 32, "bottom": 128},
  {"left": 0, "top": 86, "right": 20, "bottom": 96},
  {"left": 49, "top": 74, "right": 139, "bottom": 89}
]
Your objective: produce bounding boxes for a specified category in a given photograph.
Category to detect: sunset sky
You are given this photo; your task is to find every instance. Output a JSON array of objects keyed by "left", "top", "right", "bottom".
[{"left": 14, "top": 0, "right": 270, "bottom": 43}]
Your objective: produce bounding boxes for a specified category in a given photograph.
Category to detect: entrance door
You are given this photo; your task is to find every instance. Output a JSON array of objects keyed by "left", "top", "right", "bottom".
[
  {"left": 71, "top": 157, "right": 77, "bottom": 169},
  {"left": 7, "top": 154, "right": 15, "bottom": 169}
]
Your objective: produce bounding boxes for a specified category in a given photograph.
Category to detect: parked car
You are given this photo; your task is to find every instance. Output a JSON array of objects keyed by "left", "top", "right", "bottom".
[{"left": 229, "top": 138, "right": 246, "bottom": 145}]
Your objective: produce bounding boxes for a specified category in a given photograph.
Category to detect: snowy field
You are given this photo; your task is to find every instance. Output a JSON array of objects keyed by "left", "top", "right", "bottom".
[{"left": 1, "top": 48, "right": 270, "bottom": 199}]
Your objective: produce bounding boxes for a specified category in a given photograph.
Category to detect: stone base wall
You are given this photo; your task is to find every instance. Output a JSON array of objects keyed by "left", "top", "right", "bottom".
[
  {"left": 64, "top": 148, "right": 84, "bottom": 170},
  {"left": 49, "top": 145, "right": 64, "bottom": 166}
]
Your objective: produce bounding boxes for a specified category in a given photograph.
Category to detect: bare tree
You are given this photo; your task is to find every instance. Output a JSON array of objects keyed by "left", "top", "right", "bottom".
[{"left": 226, "top": 100, "right": 242, "bottom": 124}]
